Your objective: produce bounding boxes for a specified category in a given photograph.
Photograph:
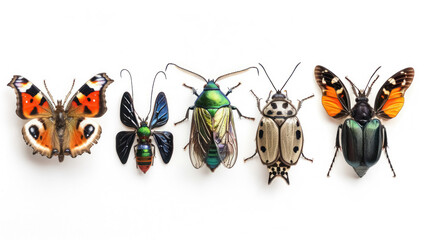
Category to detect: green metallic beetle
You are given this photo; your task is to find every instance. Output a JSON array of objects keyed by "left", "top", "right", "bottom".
[{"left": 166, "top": 63, "right": 258, "bottom": 172}]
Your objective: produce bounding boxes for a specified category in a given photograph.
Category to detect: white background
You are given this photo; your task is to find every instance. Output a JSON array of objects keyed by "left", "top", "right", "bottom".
[{"left": 0, "top": 0, "right": 428, "bottom": 239}]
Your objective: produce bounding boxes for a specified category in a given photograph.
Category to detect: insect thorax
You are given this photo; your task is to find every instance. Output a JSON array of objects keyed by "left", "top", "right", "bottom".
[
  {"left": 351, "top": 97, "right": 374, "bottom": 126},
  {"left": 195, "top": 89, "right": 230, "bottom": 110},
  {"left": 263, "top": 99, "right": 297, "bottom": 125},
  {"left": 137, "top": 123, "right": 151, "bottom": 141}
]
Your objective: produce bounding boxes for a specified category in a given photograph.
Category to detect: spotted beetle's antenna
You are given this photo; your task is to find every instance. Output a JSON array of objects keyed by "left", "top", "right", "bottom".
[
  {"left": 258, "top": 63, "right": 278, "bottom": 91},
  {"left": 43, "top": 80, "right": 55, "bottom": 104},
  {"left": 279, "top": 62, "right": 301, "bottom": 92},
  {"left": 215, "top": 66, "right": 259, "bottom": 83},
  {"left": 144, "top": 71, "right": 167, "bottom": 122},
  {"left": 165, "top": 63, "right": 208, "bottom": 83},
  {"left": 63, "top": 79, "right": 76, "bottom": 104},
  {"left": 364, "top": 66, "right": 381, "bottom": 96}
]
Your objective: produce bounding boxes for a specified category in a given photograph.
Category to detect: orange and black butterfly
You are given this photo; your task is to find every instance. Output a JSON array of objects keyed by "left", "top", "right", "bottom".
[
  {"left": 8, "top": 74, "right": 113, "bottom": 162},
  {"left": 315, "top": 66, "right": 414, "bottom": 177}
]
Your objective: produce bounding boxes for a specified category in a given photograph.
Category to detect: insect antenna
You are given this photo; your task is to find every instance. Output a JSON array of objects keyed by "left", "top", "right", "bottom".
[
  {"left": 258, "top": 63, "right": 278, "bottom": 91},
  {"left": 120, "top": 69, "right": 143, "bottom": 122},
  {"left": 345, "top": 76, "right": 359, "bottom": 97},
  {"left": 63, "top": 79, "right": 75, "bottom": 104},
  {"left": 279, "top": 62, "right": 301, "bottom": 92},
  {"left": 165, "top": 63, "right": 208, "bottom": 83},
  {"left": 144, "top": 71, "right": 167, "bottom": 122},
  {"left": 364, "top": 66, "right": 381, "bottom": 96},
  {"left": 43, "top": 80, "right": 56, "bottom": 104},
  {"left": 215, "top": 66, "right": 259, "bottom": 83},
  {"left": 120, "top": 69, "right": 135, "bottom": 99}
]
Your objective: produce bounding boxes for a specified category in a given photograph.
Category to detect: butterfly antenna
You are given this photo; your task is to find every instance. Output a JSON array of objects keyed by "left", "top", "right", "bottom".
[
  {"left": 279, "top": 62, "right": 301, "bottom": 91},
  {"left": 144, "top": 71, "right": 167, "bottom": 121},
  {"left": 345, "top": 76, "right": 359, "bottom": 97},
  {"left": 258, "top": 63, "right": 278, "bottom": 91},
  {"left": 215, "top": 66, "right": 259, "bottom": 83},
  {"left": 63, "top": 79, "right": 75, "bottom": 104},
  {"left": 120, "top": 69, "right": 135, "bottom": 99},
  {"left": 43, "top": 80, "right": 55, "bottom": 104},
  {"left": 364, "top": 66, "right": 381, "bottom": 96},
  {"left": 165, "top": 63, "right": 208, "bottom": 83}
]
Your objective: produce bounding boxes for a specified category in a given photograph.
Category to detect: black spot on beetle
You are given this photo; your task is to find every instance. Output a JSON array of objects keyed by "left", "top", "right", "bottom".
[
  {"left": 87, "top": 97, "right": 91, "bottom": 102},
  {"left": 260, "top": 146, "right": 266, "bottom": 152},
  {"left": 267, "top": 110, "right": 273, "bottom": 115},
  {"left": 282, "top": 103, "right": 288, "bottom": 108},
  {"left": 30, "top": 99, "right": 34, "bottom": 103},
  {"left": 277, "top": 111, "right": 283, "bottom": 115},
  {"left": 84, "top": 125, "right": 95, "bottom": 139},
  {"left": 296, "top": 130, "right": 301, "bottom": 139},
  {"left": 259, "top": 130, "right": 264, "bottom": 139},
  {"left": 287, "top": 110, "right": 293, "bottom": 115},
  {"left": 29, "top": 125, "right": 39, "bottom": 139},
  {"left": 260, "top": 121, "right": 263, "bottom": 127},
  {"left": 271, "top": 103, "right": 277, "bottom": 109},
  {"left": 296, "top": 121, "right": 300, "bottom": 127},
  {"left": 293, "top": 146, "right": 299, "bottom": 153}
]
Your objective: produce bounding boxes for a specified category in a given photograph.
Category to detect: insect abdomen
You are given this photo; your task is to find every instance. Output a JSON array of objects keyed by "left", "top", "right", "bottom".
[
  {"left": 280, "top": 117, "right": 303, "bottom": 165},
  {"left": 341, "top": 119, "right": 383, "bottom": 177},
  {"left": 256, "top": 117, "right": 279, "bottom": 165},
  {"left": 206, "top": 142, "right": 221, "bottom": 171},
  {"left": 136, "top": 144, "right": 153, "bottom": 173}
]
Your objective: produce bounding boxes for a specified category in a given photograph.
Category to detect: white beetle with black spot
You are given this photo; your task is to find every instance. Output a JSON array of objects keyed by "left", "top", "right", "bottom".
[{"left": 245, "top": 63, "right": 313, "bottom": 185}]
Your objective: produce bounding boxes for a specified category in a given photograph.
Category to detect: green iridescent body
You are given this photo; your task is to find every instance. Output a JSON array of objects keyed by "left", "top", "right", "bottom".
[
  {"left": 195, "top": 82, "right": 231, "bottom": 117},
  {"left": 194, "top": 81, "right": 232, "bottom": 170},
  {"left": 169, "top": 63, "right": 256, "bottom": 172}
]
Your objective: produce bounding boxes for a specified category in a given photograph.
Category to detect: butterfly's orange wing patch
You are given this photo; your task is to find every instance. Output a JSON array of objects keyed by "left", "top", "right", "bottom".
[
  {"left": 8, "top": 76, "right": 53, "bottom": 119},
  {"left": 375, "top": 68, "right": 414, "bottom": 119},
  {"left": 315, "top": 66, "right": 350, "bottom": 118},
  {"left": 65, "top": 118, "right": 102, "bottom": 158},
  {"left": 22, "top": 118, "right": 59, "bottom": 158},
  {"left": 66, "top": 73, "right": 113, "bottom": 118}
]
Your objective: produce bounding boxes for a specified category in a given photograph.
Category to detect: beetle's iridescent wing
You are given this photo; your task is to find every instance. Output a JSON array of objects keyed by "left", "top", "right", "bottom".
[
  {"left": 152, "top": 131, "right": 173, "bottom": 164},
  {"left": 189, "top": 108, "right": 211, "bottom": 169},
  {"left": 119, "top": 92, "right": 139, "bottom": 129},
  {"left": 374, "top": 67, "right": 414, "bottom": 119},
  {"left": 116, "top": 131, "right": 136, "bottom": 164},
  {"left": 149, "top": 92, "right": 168, "bottom": 129},
  {"left": 213, "top": 107, "right": 238, "bottom": 168},
  {"left": 314, "top": 66, "right": 351, "bottom": 118}
]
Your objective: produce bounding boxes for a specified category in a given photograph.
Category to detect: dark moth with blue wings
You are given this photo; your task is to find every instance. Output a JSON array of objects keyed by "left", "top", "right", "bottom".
[{"left": 116, "top": 71, "right": 173, "bottom": 173}]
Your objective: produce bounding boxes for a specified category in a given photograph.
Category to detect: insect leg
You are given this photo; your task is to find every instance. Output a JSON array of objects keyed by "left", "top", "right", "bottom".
[
  {"left": 250, "top": 90, "right": 263, "bottom": 113},
  {"left": 182, "top": 83, "right": 199, "bottom": 96},
  {"left": 183, "top": 142, "right": 190, "bottom": 150},
  {"left": 327, "top": 125, "right": 342, "bottom": 177},
  {"left": 226, "top": 82, "right": 241, "bottom": 96},
  {"left": 244, "top": 149, "right": 257, "bottom": 162},
  {"left": 175, "top": 106, "right": 195, "bottom": 125},
  {"left": 383, "top": 126, "right": 396, "bottom": 177},
  {"left": 301, "top": 152, "right": 313, "bottom": 162},
  {"left": 296, "top": 94, "right": 314, "bottom": 113},
  {"left": 151, "top": 144, "right": 156, "bottom": 166},
  {"left": 231, "top": 106, "right": 255, "bottom": 120},
  {"left": 265, "top": 91, "right": 272, "bottom": 103}
]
